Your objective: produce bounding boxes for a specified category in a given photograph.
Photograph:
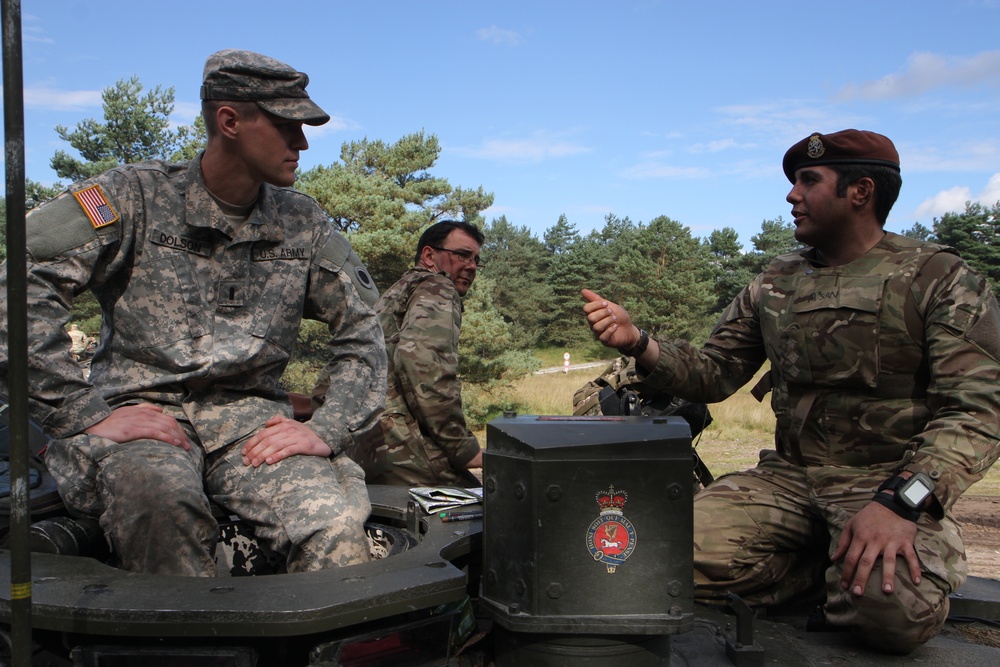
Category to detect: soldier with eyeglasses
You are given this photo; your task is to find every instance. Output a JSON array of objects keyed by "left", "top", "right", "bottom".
[{"left": 351, "top": 220, "right": 486, "bottom": 487}]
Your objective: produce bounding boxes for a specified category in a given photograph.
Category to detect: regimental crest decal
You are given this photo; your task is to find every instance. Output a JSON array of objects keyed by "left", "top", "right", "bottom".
[
  {"left": 807, "top": 134, "right": 825, "bottom": 159},
  {"left": 586, "top": 485, "right": 637, "bottom": 574}
]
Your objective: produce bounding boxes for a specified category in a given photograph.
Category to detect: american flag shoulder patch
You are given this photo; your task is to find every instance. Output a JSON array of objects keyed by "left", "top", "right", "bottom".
[{"left": 72, "top": 184, "right": 119, "bottom": 229}]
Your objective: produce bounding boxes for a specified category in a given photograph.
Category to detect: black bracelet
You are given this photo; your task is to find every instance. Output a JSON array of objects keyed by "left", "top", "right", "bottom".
[
  {"left": 871, "top": 492, "right": 920, "bottom": 522},
  {"left": 618, "top": 329, "right": 649, "bottom": 357}
]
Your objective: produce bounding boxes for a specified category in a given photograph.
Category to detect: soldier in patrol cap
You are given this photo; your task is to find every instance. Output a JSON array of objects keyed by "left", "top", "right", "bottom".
[
  {"left": 0, "top": 49, "right": 387, "bottom": 576},
  {"left": 582, "top": 129, "right": 1000, "bottom": 653}
]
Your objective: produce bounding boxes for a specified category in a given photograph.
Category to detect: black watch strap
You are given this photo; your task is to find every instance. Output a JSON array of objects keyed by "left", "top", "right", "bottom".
[
  {"left": 618, "top": 329, "right": 649, "bottom": 357},
  {"left": 871, "top": 492, "right": 920, "bottom": 522},
  {"left": 877, "top": 475, "right": 906, "bottom": 495}
]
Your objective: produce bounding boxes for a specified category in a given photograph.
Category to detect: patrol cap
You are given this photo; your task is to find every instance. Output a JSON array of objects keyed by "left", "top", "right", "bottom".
[
  {"left": 782, "top": 129, "right": 900, "bottom": 183},
  {"left": 200, "top": 49, "right": 330, "bottom": 126}
]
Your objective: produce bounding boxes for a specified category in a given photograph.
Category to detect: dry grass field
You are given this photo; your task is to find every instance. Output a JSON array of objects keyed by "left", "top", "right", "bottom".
[{"left": 468, "top": 362, "right": 1000, "bottom": 497}]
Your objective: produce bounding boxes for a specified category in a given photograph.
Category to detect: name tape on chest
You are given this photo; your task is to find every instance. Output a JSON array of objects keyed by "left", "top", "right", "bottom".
[{"left": 152, "top": 231, "right": 212, "bottom": 257}]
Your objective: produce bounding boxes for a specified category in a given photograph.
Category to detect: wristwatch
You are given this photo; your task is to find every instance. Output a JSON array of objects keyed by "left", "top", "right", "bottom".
[
  {"left": 873, "top": 472, "right": 935, "bottom": 521},
  {"left": 618, "top": 329, "right": 649, "bottom": 357}
]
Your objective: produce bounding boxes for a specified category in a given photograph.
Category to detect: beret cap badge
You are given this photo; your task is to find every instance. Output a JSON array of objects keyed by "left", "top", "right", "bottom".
[{"left": 807, "top": 134, "right": 825, "bottom": 159}]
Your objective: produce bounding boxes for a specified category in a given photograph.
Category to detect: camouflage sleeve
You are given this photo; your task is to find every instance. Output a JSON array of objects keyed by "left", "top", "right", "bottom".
[
  {"left": 305, "top": 228, "right": 388, "bottom": 456},
  {"left": 638, "top": 277, "right": 768, "bottom": 403},
  {"left": 906, "top": 253, "right": 1000, "bottom": 512},
  {"left": 0, "top": 172, "right": 133, "bottom": 437},
  {"left": 395, "top": 276, "right": 481, "bottom": 468}
]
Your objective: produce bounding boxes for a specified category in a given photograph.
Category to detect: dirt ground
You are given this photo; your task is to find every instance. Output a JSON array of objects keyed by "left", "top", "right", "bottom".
[{"left": 953, "top": 495, "right": 1000, "bottom": 580}]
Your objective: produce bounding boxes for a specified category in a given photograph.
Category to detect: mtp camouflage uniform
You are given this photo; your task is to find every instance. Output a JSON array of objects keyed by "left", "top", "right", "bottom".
[
  {"left": 638, "top": 232, "right": 1000, "bottom": 653},
  {"left": 0, "top": 156, "right": 387, "bottom": 576},
  {"left": 361, "top": 267, "right": 481, "bottom": 487}
]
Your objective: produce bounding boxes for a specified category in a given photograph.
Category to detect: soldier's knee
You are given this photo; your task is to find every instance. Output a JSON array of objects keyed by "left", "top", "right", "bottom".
[
  {"left": 854, "top": 606, "right": 947, "bottom": 655},
  {"left": 829, "top": 576, "right": 950, "bottom": 655}
]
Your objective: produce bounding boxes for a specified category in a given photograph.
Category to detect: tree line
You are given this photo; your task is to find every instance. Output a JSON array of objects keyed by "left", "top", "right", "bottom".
[{"left": 3, "top": 77, "right": 999, "bottom": 404}]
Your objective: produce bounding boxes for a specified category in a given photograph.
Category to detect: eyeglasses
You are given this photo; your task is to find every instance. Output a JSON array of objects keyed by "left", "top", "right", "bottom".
[{"left": 431, "top": 246, "right": 485, "bottom": 268}]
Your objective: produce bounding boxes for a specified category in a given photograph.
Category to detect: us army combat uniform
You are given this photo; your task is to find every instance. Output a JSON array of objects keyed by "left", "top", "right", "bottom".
[
  {"left": 638, "top": 232, "right": 1000, "bottom": 653},
  {"left": 0, "top": 156, "right": 387, "bottom": 575},
  {"left": 363, "top": 267, "right": 481, "bottom": 487}
]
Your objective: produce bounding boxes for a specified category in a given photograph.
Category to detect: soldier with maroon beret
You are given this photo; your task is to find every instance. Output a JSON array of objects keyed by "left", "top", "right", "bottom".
[{"left": 583, "top": 129, "right": 1000, "bottom": 654}]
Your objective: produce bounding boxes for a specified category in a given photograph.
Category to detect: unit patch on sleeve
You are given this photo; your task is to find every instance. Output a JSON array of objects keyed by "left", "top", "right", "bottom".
[
  {"left": 586, "top": 485, "right": 636, "bottom": 574},
  {"left": 72, "top": 184, "right": 119, "bottom": 229}
]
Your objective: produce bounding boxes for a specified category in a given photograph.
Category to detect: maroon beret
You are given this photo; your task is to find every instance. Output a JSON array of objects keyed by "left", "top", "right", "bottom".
[{"left": 782, "top": 129, "right": 900, "bottom": 183}]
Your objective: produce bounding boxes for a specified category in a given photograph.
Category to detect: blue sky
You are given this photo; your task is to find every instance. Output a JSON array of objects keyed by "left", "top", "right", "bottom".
[{"left": 5, "top": 0, "right": 1000, "bottom": 248}]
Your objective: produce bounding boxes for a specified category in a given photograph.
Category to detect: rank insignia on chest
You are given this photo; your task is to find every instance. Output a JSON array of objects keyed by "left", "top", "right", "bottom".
[
  {"left": 73, "top": 184, "right": 119, "bottom": 229},
  {"left": 587, "top": 485, "right": 637, "bottom": 574}
]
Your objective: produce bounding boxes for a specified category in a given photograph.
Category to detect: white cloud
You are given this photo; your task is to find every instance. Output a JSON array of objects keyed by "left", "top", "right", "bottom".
[
  {"left": 903, "top": 139, "right": 1000, "bottom": 173},
  {"left": 304, "top": 115, "right": 357, "bottom": 139},
  {"left": 915, "top": 173, "right": 1000, "bottom": 218},
  {"left": 712, "top": 101, "right": 867, "bottom": 148},
  {"left": 688, "top": 138, "right": 754, "bottom": 154},
  {"left": 979, "top": 172, "right": 1000, "bottom": 206},
  {"left": 452, "top": 132, "right": 589, "bottom": 162},
  {"left": 24, "top": 84, "right": 102, "bottom": 110},
  {"left": 621, "top": 161, "right": 710, "bottom": 179},
  {"left": 836, "top": 50, "right": 1000, "bottom": 101},
  {"left": 22, "top": 13, "right": 54, "bottom": 44},
  {"left": 481, "top": 204, "right": 515, "bottom": 217},
  {"left": 896, "top": 134, "right": 1000, "bottom": 178},
  {"left": 641, "top": 130, "right": 684, "bottom": 140},
  {"left": 476, "top": 26, "right": 523, "bottom": 46},
  {"left": 915, "top": 186, "right": 972, "bottom": 218},
  {"left": 171, "top": 101, "right": 202, "bottom": 125}
]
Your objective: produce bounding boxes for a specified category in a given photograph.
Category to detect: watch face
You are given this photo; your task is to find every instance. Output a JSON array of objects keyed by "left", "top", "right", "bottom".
[{"left": 900, "top": 476, "right": 933, "bottom": 508}]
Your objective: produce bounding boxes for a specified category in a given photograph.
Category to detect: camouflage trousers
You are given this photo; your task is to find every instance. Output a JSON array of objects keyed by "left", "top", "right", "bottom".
[
  {"left": 693, "top": 450, "right": 966, "bottom": 655},
  {"left": 367, "top": 412, "right": 479, "bottom": 488},
  {"left": 45, "top": 430, "right": 372, "bottom": 577}
]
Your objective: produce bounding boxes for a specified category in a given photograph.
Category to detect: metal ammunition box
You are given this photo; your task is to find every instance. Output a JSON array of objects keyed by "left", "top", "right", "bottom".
[{"left": 480, "top": 414, "right": 694, "bottom": 636}]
